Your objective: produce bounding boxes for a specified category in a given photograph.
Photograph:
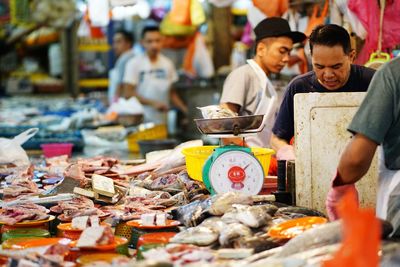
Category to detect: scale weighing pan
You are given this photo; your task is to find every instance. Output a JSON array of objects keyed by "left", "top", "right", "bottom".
[{"left": 194, "top": 115, "right": 264, "bottom": 136}]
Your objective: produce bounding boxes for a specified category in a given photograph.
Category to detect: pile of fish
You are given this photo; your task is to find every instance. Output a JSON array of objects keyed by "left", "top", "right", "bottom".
[{"left": 169, "top": 192, "right": 328, "bottom": 253}]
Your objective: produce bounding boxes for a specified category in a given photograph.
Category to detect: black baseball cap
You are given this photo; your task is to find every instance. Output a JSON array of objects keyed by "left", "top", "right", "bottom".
[{"left": 254, "top": 17, "right": 306, "bottom": 43}]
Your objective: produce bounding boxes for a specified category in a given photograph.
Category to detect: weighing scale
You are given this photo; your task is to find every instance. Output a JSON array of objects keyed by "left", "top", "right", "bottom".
[{"left": 195, "top": 115, "right": 267, "bottom": 195}]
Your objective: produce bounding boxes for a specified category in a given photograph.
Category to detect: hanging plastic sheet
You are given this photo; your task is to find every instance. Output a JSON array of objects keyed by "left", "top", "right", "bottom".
[
  {"left": 348, "top": 0, "right": 400, "bottom": 65},
  {"left": 183, "top": 33, "right": 215, "bottom": 78},
  {"left": 332, "top": 0, "right": 367, "bottom": 39},
  {"left": 88, "top": 0, "right": 109, "bottom": 27}
]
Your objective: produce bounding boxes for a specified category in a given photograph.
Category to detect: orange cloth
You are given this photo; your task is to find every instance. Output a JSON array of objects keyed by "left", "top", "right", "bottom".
[
  {"left": 182, "top": 33, "right": 197, "bottom": 76},
  {"left": 304, "top": 0, "right": 329, "bottom": 37},
  {"left": 253, "top": 0, "right": 288, "bottom": 17},
  {"left": 162, "top": 35, "right": 194, "bottom": 49},
  {"left": 323, "top": 191, "right": 380, "bottom": 267},
  {"left": 169, "top": 0, "right": 191, "bottom": 25}
]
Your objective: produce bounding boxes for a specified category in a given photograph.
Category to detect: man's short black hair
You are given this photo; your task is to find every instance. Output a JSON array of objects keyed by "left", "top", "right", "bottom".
[
  {"left": 141, "top": 25, "right": 160, "bottom": 39},
  {"left": 309, "top": 24, "right": 351, "bottom": 55},
  {"left": 115, "top": 30, "right": 134, "bottom": 45}
]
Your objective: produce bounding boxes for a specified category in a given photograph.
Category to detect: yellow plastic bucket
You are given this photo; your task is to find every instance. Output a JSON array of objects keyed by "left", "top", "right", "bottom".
[
  {"left": 182, "top": 146, "right": 275, "bottom": 182},
  {"left": 127, "top": 124, "right": 168, "bottom": 152}
]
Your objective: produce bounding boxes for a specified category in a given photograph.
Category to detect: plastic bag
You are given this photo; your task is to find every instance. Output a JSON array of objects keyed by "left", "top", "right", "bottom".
[
  {"left": 348, "top": 0, "right": 400, "bottom": 64},
  {"left": 169, "top": 0, "right": 191, "bottom": 25},
  {"left": 160, "top": 14, "right": 197, "bottom": 36},
  {"left": 333, "top": 0, "right": 367, "bottom": 39},
  {"left": 0, "top": 128, "right": 38, "bottom": 166},
  {"left": 162, "top": 35, "right": 194, "bottom": 49},
  {"left": 231, "top": 41, "right": 248, "bottom": 69},
  {"left": 252, "top": 0, "right": 288, "bottom": 17},
  {"left": 304, "top": 0, "right": 329, "bottom": 37},
  {"left": 183, "top": 33, "right": 215, "bottom": 78},
  {"left": 107, "top": 97, "right": 144, "bottom": 116},
  {"left": 322, "top": 190, "right": 380, "bottom": 267},
  {"left": 247, "top": 3, "right": 267, "bottom": 28},
  {"left": 191, "top": 0, "right": 206, "bottom": 26},
  {"left": 241, "top": 22, "right": 254, "bottom": 47}
]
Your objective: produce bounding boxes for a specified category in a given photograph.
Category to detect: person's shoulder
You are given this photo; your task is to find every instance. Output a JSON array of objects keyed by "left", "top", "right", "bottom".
[
  {"left": 227, "top": 64, "right": 253, "bottom": 76},
  {"left": 351, "top": 64, "right": 376, "bottom": 78},
  {"left": 380, "top": 57, "right": 400, "bottom": 74},
  {"left": 127, "top": 53, "right": 144, "bottom": 65},
  {"left": 118, "top": 51, "right": 135, "bottom": 64},
  {"left": 287, "top": 71, "right": 315, "bottom": 89},
  {"left": 159, "top": 54, "right": 174, "bottom": 65}
]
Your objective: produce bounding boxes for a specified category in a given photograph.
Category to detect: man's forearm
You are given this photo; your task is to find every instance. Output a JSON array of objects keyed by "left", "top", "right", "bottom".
[
  {"left": 270, "top": 134, "right": 290, "bottom": 152},
  {"left": 123, "top": 84, "right": 158, "bottom": 107},
  {"left": 170, "top": 89, "right": 188, "bottom": 114},
  {"left": 337, "top": 134, "right": 378, "bottom": 185}
]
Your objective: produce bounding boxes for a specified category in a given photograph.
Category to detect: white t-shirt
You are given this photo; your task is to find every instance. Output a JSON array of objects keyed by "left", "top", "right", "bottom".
[
  {"left": 123, "top": 53, "right": 178, "bottom": 124},
  {"left": 220, "top": 59, "right": 278, "bottom": 148}
]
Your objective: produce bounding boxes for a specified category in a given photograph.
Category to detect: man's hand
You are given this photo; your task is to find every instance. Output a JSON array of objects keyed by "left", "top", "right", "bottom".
[
  {"left": 326, "top": 170, "right": 359, "bottom": 221},
  {"left": 276, "top": 144, "right": 295, "bottom": 161},
  {"left": 153, "top": 102, "right": 169, "bottom": 112}
]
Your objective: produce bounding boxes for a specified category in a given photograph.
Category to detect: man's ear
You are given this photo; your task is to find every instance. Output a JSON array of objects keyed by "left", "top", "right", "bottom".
[
  {"left": 256, "top": 41, "right": 266, "bottom": 56},
  {"left": 349, "top": 49, "right": 356, "bottom": 62}
]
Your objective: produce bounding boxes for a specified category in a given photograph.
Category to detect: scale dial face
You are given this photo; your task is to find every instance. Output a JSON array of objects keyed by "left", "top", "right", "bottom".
[{"left": 208, "top": 150, "right": 264, "bottom": 195}]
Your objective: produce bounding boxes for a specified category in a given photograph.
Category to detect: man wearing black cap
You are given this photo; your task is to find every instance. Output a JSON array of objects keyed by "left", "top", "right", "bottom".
[
  {"left": 220, "top": 17, "right": 306, "bottom": 148},
  {"left": 270, "top": 24, "right": 375, "bottom": 161}
]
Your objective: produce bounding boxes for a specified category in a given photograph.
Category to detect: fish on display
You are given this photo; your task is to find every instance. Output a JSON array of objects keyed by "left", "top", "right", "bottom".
[
  {"left": 152, "top": 140, "right": 204, "bottom": 175},
  {"left": 271, "top": 220, "right": 342, "bottom": 259},
  {"left": 219, "top": 223, "right": 252, "bottom": 248},
  {"left": 148, "top": 173, "right": 185, "bottom": 193},
  {"left": 236, "top": 205, "right": 273, "bottom": 228},
  {"left": 208, "top": 192, "right": 253, "bottom": 216},
  {"left": 170, "top": 191, "right": 189, "bottom": 206},
  {"left": 234, "top": 234, "right": 281, "bottom": 253},
  {"left": 381, "top": 242, "right": 400, "bottom": 267},
  {"left": 169, "top": 226, "right": 219, "bottom": 246},
  {"left": 199, "top": 217, "right": 227, "bottom": 234},
  {"left": 275, "top": 206, "right": 326, "bottom": 218},
  {"left": 171, "top": 199, "right": 211, "bottom": 227}
]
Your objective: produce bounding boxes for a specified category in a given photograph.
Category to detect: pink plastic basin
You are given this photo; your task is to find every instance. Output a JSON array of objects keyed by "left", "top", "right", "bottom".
[{"left": 40, "top": 143, "right": 74, "bottom": 158}]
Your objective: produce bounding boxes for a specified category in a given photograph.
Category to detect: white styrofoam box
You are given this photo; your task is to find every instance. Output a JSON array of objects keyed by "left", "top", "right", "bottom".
[{"left": 294, "top": 92, "right": 378, "bottom": 213}]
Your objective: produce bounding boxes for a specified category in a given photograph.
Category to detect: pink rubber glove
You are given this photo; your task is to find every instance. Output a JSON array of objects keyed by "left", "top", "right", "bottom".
[
  {"left": 326, "top": 171, "right": 359, "bottom": 221},
  {"left": 276, "top": 145, "right": 295, "bottom": 161}
]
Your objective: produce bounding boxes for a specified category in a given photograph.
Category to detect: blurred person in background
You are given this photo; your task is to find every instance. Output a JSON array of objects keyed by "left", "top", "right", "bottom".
[
  {"left": 122, "top": 25, "right": 187, "bottom": 124},
  {"left": 109, "top": 30, "right": 134, "bottom": 104}
]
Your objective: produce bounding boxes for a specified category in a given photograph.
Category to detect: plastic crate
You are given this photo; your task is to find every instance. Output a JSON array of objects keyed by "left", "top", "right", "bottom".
[
  {"left": 182, "top": 146, "right": 275, "bottom": 182},
  {"left": 126, "top": 124, "right": 167, "bottom": 152}
]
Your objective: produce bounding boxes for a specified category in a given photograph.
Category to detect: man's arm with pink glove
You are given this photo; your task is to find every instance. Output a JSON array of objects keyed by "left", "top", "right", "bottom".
[
  {"left": 326, "top": 133, "right": 378, "bottom": 221},
  {"left": 271, "top": 134, "right": 296, "bottom": 161}
]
